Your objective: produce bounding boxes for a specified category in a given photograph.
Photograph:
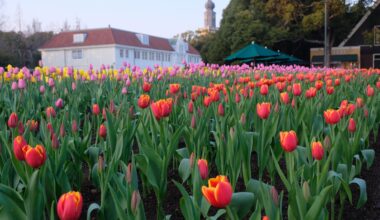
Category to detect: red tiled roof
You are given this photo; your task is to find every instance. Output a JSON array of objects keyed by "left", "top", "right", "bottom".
[{"left": 40, "top": 27, "right": 200, "bottom": 55}]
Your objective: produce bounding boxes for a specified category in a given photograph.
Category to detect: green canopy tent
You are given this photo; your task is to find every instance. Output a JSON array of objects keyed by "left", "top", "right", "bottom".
[
  {"left": 225, "top": 42, "right": 279, "bottom": 63},
  {"left": 238, "top": 50, "right": 304, "bottom": 65}
]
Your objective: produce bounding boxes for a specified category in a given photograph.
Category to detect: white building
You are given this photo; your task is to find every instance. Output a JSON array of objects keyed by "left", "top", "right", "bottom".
[{"left": 39, "top": 27, "right": 202, "bottom": 69}]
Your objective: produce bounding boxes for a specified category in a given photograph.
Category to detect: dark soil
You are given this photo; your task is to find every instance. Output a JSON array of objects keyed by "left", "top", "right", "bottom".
[
  {"left": 342, "top": 131, "right": 380, "bottom": 220},
  {"left": 79, "top": 130, "right": 380, "bottom": 219}
]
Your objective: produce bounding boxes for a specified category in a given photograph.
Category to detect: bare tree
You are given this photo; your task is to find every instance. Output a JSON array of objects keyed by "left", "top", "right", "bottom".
[
  {"left": 62, "top": 19, "right": 71, "bottom": 31},
  {"left": 75, "top": 17, "right": 81, "bottom": 30},
  {"left": 15, "top": 4, "right": 23, "bottom": 32},
  {"left": 0, "top": 0, "right": 5, "bottom": 30}
]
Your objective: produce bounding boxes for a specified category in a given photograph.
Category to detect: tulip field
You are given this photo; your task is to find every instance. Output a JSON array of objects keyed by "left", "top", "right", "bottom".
[{"left": 0, "top": 64, "right": 380, "bottom": 220}]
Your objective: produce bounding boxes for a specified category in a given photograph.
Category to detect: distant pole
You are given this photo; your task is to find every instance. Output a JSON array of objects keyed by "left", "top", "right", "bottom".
[{"left": 324, "top": 0, "right": 330, "bottom": 67}]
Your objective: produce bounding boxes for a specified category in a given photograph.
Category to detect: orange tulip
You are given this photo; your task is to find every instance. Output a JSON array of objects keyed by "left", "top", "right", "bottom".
[
  {"left": 262, "top": 216, "right": 269, "bottom": 220},
  {"left": 280, "top": 92, "right": 289, "bottom": 104},
  {"left": 151, "top": 98, "right": 173, "bottom": 120},
  {"left": 13, "top": 136, "right": 27, "bottom": 161},
  {"left": 8, "top": 112, "right": 18, "bottom": 128},
  {"left": 137, "top": 94, "right": 150, "bottom": 109},
  {"left": 305, "top": 87, "right": 317, "bottom": 99},
  {"left": 57, "top": 191, "right": 83, "bottom": 220},
  {"left": 279, "top": 130, "right": 298, "bottom": 152},
  {"left": 197, "top": 159, "right": 208, "bottom": 180},
  {"left": 311, "top": 141, "right": 324, "bottom": 160},
  {"left": 202, "top": 175, "right": 233, "bottom": 208},
  {"left": 24, "top": 145, "right": 47, "bottom": 169},
  {"left": 356, "top": 98, "right": 364, "bottom": 108},
  {"left": 256, "top": 102, "right": 271, "bottom": 119},
  {"left": 169, "top": 83, "right": 181, "bottom": 94},
  {"left": 46, "top": 106, "right": 57, "bottom": 118},
  {"left": 324, "top": 109, "right": 341, "bottom": 125},
  {"left": 26, "top": 119, "right": 39, "bottom": 132}
]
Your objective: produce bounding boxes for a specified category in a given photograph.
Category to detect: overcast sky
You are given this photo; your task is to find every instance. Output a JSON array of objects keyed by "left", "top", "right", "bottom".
[{"left": 1, "top": 0, "right": 230, "bottom": 38}]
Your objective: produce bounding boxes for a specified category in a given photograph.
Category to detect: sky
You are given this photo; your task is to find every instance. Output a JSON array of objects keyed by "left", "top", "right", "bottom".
[{"left": 1, "top": 0, "right": 230, "bottom": 38}]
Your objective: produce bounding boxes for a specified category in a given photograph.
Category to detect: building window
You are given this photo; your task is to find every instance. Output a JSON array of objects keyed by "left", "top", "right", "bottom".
[
  {"left": 374, "top": 54, "right": 380, "bottom": 68},
  {"left": 72, "top": 49, "right": 83, "bottom": 59},
  {"left": 73, "top": 33, "right": 87, "bottom": 43},
  {"left": 125, "top": 49, "right": 129, "bottom": 58},
  {"left": 156, "top": 52, "right": 160, "bottom": 61},
  {"left": 142, "top": 51, "right": 148, "bottom": 60},
  {"left": 375, "top": 26, "right": 380, "bottom": 45},
  {"left": 167, "top": 54, "right": 171, "bottom": 62},
  {"left": 149, "top": 52, "right": 154, "bottom": 60},
  {"left": 120, "top": 49, "right": 124, "bottom": 58},
  {"left": 134, "top": 50, "right": 140, "bottom": 59}
]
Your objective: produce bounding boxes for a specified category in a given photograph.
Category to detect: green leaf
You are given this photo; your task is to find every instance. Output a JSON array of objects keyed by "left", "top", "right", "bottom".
[
  {"left": 109, "top": 184, "right": 129, "bottom": 220},
  {"left": 304, "top": 185, "right": 332, "bottom": 220},
  {"left": 87, "top": 203, "right": 100, "bottom": 220},
  {"left": 208, "top": 209, "right": 226, "bottom": 220},
  {"left": 178, "top": 159, "right": 191, "bottom": 183},
  {"left": 350, "top": 178, "right": 367, "bottom": 208},
  {"left": 0, "top": 184, "right": 26, "bottom": 220},
  {"left": 230, "top": 192, "right": 255, "bottom": 219},
  {"left": 25, "top": 170, "right": 45, "bottom": 220},
  {"left": 360, "top": 149, "right": 375, "bottom": 169}
]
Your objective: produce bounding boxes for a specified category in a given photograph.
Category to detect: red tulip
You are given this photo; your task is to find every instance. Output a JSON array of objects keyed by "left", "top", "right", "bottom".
[
  {"left": 305, "top": 87, "right": 317, "bottom": 99},
  {"left": 280, "top": 92, "right": 289, "bottom": 104},
  {"left": 71, "top": 120, "right": 78, "bottom": 133},
  {"left": 18, "top": 122, "right": 25, "bottom": 134},
  {"left": 326, "top": 86, "right": 334, "bottom": 95},
  {"left": 92, "top": 104, "right": 100, "bottom": 115},
  {"left": 311, "top": 141, "right": 324, "bottom": 160},
  {"left": 99, "top": 124, "right": 107, "bottom": 138},
  {"left": 131, "top": 190, "right": 141, "bottom": 214},
  {"left": 202, "top": 175, "right": 233, "bottom": 208},
  {"left": 151, "top": 98, "right": 173, "bottom": 120},
  {"left": 348, "top": 118, "right": 356, "bottom": 133},
  {"left": 324, "top": 109, "right": 341, "bottom": 125},
  {"left": 315, "top": 80, "right": 323, "bottom": 90},
  {"left": 334, "top": 78, "right": 340, "bottom": 86},
  {"left": 24, "top": 145, "right": 47, "bottom": 169},
  {"left": 142, "top": 82, "right": 151, "bottom": 92},
  {"left": 292, "top": 83, "right": 302, "bottom": 96},
  {"left": 235, "top": 93, "right": 241, "bottom": 103},
  {"left": 218, "top": 103, "right": 225, "bottom": 116},
  {"left": 256, "top": 102, "right": 271, "bottom": 119},
  {"left": 169, "top": 83, "right": 181, "bottom": 94},
  {"left": 279, "top": 130, "right": 298, "bottom": 152},
  {"left": 8, "top": 112, "right": 18, "bottom": 128},
  {"left": 366, "top": 85, "right": 374, "bottom": 97},
  {"left": 13, "top": 136, "right": 27, "bottom": 161},
  {"left": 260, "top": 84, "right": 268, "bottom": 96},
  {"left": 57, "top": 191, "right": 83, "bottom": 220},
  {"left": 51, "top": 133, "right": 59, "bottom": 149},
  {"left": 197, "top": 159, "right": 208, "bottom": 180},
  {"left": 137, "top": 94, "right": 150, "bottom": 109},
  {"left": 376, "top": 81, "right": 380, "bottom": 89},
  {"left": 262, "top": 216, "right": 269, "bottom": 220}
]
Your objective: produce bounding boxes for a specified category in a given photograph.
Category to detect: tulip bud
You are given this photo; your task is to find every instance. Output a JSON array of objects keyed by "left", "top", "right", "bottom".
[
  {"left": 302, "top": 181, "right": 311, "bottom": 202},
  {"left": 189, "top": 152, "right": 195, "bottom": 168},
  {"left": 46, "top": 106, "right": 56, "bottom": 118},
  {"left": 323, "top": 136, "right": 331, "bottom": 151},
  {"left": 8, "top": 112, "right": 18, "bottom": 128},
  {"left": 348, "top": 118, "right": 356, "bottom": 133},
  {"left": 126, "top": 163, "right": 132, "bottom": 184},
  {"left": 99, "top": 124, "right": 107, "bottom": 139},
  {"left": 197, "top": 159, "right": 208, "bottom": 180},
  {"left": 191, "top": 115, "right": 196, "bottom": 129},
  {"left": 72, "top": 120, "right": 78, "bottom": 133},
  {"left": 93, "top": 104, "right": 100, "bottom": 115},
  {"left": 60, "top": 123, "right": 65, "bottom": 137},
  {"left": 109, "top": 100, "right": 115, "bottom": 114},
  {"left": 218, "top": 103, "right": 224, "bottom": 116},
  {"left": 240, "top": 113, "right": 246, "bottom": 125},
  {"left": 71, "top": 82, "right": 77, "bottom": 91},
  {"left": 18, "top": 122, "right": 25, "bottom": 134},
  {"left": 270, "top": 187, "right": 279, "bottom": 206},
  {"left": 55, "top": 98, "right": 64, "bottom": 109},
  {"left": 47, "top": 122, "right": 54, "bottom": 134},
  {"left": 51, "top": 133, "right": 59, "bottom": 149},
  {"left": 188, "top": 101, "right": 194, "bottom": 113},
  {"left": 98, "top": 154, "right": 104, "bottom": 172},
  {"left": 262, "top": 216, "right": 269, "bottom": 220},
  {"left": 131, "top": 190, "right": 141, "bottom": 214},
  {"left": 230, "top": 127, "right": 235, "bottom": 139},
  {"left": 235, "top": 93, "right": 241, "bottom": 103},
  {"left": 291, "top": 98, "right": 296, "bottom": 108},
  {"left": 39, "top": 85, "right": 45, "bottom": 94},
  {"left": 102, "top": 108, "right": 107, "bottom": 120}
]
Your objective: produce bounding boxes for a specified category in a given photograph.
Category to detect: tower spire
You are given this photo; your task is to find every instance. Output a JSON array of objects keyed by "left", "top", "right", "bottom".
[{"left": 204, "top": 0, "right": 216, "bottom": 31}]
